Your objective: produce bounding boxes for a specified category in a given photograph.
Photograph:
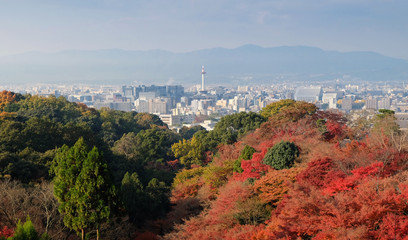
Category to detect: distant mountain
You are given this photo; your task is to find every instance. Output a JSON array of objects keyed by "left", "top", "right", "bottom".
[{"left": 0, "top": 45, "right": 407, "bottom": 86}]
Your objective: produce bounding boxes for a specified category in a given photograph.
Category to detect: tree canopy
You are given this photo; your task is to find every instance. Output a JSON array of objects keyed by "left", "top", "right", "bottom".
[{"left": 51, "top": 138, "right": 116, "bottom": 240}]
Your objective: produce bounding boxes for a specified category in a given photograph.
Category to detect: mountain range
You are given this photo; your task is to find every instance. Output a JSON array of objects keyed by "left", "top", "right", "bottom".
[{"left": 0, "top": 45, "right": 407, "bottom": 86}]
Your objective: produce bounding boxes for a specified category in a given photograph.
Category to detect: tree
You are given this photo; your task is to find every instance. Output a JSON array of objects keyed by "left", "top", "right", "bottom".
[
  {"left": 262, "top": 141, "right": 299, "bottom": 170},
  {"left": 234, "top": 145, "right": 256, "bottom": 173},
  {"left": 209, "top": 112, "right": 266, "bottom": 145},
  {"left": 260, "top": 99, "right": 297, "bottom": 119},
  {"left": 260, "top": 99, "right": 317, "bottom": 121},
  {"left": 51, "top": 138, "right": 116, "bottom": 240},
  {"left": 179, "top": 125, "right": 206, "bottom": 140},
  {"left": 120, "top": 172, "right": 147, "bottom": 226},
  {"left": 172, "top": 136, "right": 206, "bottom": 168},
  {"left": 9, "top": 216, "right": 39, "bottom": 240}
]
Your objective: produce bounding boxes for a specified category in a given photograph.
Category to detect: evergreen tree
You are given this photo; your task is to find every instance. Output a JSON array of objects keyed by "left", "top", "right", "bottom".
[
  {"left": 263, "top": 141, "right": 299, "bottom": 170},
  {"left": 9, "top": 216, "right": 39, "bottom": 240},
  {"left": 121, "top": 172, "right": 147, "bottom": 225},
  {"left": 51, "top": 138, "right": 116, "bottom": 240}
]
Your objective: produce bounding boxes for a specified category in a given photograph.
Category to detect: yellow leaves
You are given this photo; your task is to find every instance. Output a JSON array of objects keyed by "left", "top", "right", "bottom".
[{"left": 172, "top": 136, "right": 205, "bottom": 168}]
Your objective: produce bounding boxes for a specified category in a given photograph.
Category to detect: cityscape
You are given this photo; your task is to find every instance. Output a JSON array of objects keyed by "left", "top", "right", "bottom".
[
  {"left": 2, "top": 0, "right": 408, "bottom": 239},
  {"left": 3, "top": 67, "right": 408, "bottom": 131}
]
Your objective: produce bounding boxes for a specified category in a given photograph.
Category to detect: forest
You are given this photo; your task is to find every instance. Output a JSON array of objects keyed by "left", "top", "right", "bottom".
[{"left": 1, "top": 90, "right": 408, "bottom": 240}]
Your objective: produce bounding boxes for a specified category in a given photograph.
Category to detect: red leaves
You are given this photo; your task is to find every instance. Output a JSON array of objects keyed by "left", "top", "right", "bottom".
[
  {"left": 297, "top": 157, "right": 334, "bottom": 189},
  {"left": 0, "top": 225, "right": 13, "bottom": 238},
  {"left": 235, "top": 148, "right": 270, "bottom": 181},
  {"left": 324, "top": 162, "right": 384, "bottom": 195},
  {"left": 165, "top": 106, "right": 408, "bottom": 239}
]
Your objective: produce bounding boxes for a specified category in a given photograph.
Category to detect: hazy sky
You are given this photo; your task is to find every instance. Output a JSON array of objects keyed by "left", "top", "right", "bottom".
[{"left": 1, "top": 0, "right": 407, "bottom": 59}]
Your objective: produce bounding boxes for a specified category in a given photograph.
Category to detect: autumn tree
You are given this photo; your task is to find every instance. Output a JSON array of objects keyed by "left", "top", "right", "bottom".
[
  {"left": 260, "top": 99, "right": 317, "bottom": 120},
  {"left": 172, "top": 136, "right": 206, "bottom": 168},
  {"left": 262, "top": 141, "right": 299, "bottom": 170},
  {"left": 51, "top": 138, "right": 116, "bottom": 240}
]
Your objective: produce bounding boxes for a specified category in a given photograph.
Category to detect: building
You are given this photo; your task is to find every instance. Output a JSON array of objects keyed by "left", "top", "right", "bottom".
[
  {"left": 378, "top": 97, "right": 391, "bottom": 110},
  {"left": 93, "top": 102, "right": 132, "bottom": 112},
  {"left": 135, "top": 99, "right": 149, "bottom": 112},
  {"left": 148, "top": 98, "right": 170, "bottom": 114},
  {"left": 294, "top": 86, "right": 322, "bottom": 102},
  {"left": 322, "top": 93, "right": 338, "bottom": 109},
  {"left": 365, "top": 97, "right": 378, "bottom": 110},
  {"left": 342, "top": 98, "right": 353, "bottom": 111},
  {"left": 159, "top": 114, "right": 181, "bottom": 126},
  {"left": 395, "top": 113, "right": 408, "bottom": 130}
]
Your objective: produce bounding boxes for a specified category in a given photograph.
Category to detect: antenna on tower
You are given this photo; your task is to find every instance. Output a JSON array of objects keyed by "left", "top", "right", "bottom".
[{"left": 201, "top": 65, "right": 206, "bottom": 91}]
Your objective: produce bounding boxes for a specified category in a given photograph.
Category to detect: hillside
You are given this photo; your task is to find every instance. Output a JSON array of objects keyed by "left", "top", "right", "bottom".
[{"left": 1, "top": 94, "right": 408, "bottom": 239}]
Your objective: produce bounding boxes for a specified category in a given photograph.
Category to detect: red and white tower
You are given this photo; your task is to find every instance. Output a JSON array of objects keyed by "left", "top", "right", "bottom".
[{"left": 201, "top": 65, "right": 206, "bottom": 91}]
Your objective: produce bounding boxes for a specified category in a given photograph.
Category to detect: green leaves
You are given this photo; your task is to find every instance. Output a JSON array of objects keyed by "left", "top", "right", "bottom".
[
  {"left": 263, "top": 141, "right": 299, "bottom": 170},
  {"left": 52, "top": 138, "right": 115, "bottom": 237}
]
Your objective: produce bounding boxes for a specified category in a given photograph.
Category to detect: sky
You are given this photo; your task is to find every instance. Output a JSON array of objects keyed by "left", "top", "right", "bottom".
[{"left": 0, "top": 0, "right": 407, "bottom": 59}]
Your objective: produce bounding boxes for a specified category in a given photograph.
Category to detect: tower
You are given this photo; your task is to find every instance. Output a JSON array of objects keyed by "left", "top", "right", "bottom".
[{"left": 201, "top": 65, "right": 206, "bottom": 91}]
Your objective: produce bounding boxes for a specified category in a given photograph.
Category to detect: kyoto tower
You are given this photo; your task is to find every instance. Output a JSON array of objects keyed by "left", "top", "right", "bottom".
[{"left": 201, "top": 65, "right": 206, "bottom": 91}]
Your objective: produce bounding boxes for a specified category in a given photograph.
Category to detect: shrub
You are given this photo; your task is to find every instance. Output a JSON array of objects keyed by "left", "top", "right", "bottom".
[{"left": 262, "top": 141, "right": 299, "bottom": 170}]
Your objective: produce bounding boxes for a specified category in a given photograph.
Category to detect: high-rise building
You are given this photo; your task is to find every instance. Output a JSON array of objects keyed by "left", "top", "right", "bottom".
[
  {"left": 378, "top": 97, "right": 391, "bottom": 110},
  {"left": 342, "top": 98, "right": 353, "bottom": 111},
  {"left": 365, "top": 97, "right": 378, "bottom": 110},
  {"left": 201, "top": 66, "right": 206, "bottom": 91}
]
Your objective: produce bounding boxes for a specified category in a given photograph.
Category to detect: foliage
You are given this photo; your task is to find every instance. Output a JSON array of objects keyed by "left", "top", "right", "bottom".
[
  {"left": 172, "top": 136, "right": 206, "bottom": 168},
  {"left": 120, "top": 172, "right": 170, "bottom": 225},
  {"left": 260, "top": 99, "right": 317, "bottom": 121},
  {"left": 233, "top": 197, "right": 271, "bottom": 225},
  {"left": 262, "top": 141, "right": 299, "bottom": 170},
  {"left": 373, "top": 109, "right": 399, "bottom": 136},
  {"left": 0, "top": 225, "right": 13, "bottom": 239},
  {"left": 254, "top": 168, "right": 300, "bottom": 206},
  {"left": 51, "top": 138, "right": 116, "bottom": 239},
  {"left": 121, "top": 172, "right": 146, "bottom": 225},
  {"left": 171, "top": 167, "right": 204, "bottom": 201},
  {"left": 208, "top": 112, "right": 266, "bottom": 145},
  {"left": 9, "top": 216, "right": 38, "bottom": 240},
  {"left": 238, "top": 149, "right": 270, "bottom": 181},
  {"left": 234, "top": 145, "right": 256, "bottom": 173},
  {"left": 179, "top": 125, "right": 206, "bottom": 140}
]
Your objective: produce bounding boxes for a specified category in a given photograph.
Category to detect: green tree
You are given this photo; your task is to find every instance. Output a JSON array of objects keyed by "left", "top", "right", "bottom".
[
  {"left": 234, "top": 145, "right": 256, "bottom": 173},
  {"left": 51, "top": 138, "right": 116, "bottom": 240},
  {"left": 9, "top": 216, "right": 39, "bottom": 240},
  {"left": 120, "top": 172, "right": 147, "bottom": 225},
  {"left": 373, "top": 109, "right": 399, "bottom": 136},
  {"left": 179, "top": 125, "right": 206, "bottom": 140},
  {"left": 145, "top": 178, "right": 170, "bottom": 219},
  {"left": 208, "top": 112, "right": 266, "bottom": 146},
  {"left": 262, "top": 141, "right": 299, "bottom": 170}
]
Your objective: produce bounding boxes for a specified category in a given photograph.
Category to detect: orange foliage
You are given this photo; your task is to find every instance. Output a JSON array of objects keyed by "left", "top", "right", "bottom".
[
  {"left": 0, "top": 90, "right": 17, "bottom": 110},
  {"left": 165, "top": 105, "right": 408, "bottom": 239},
  {"left": 254, "top": 168, "right": 301, "bottom": 206}
]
